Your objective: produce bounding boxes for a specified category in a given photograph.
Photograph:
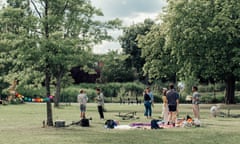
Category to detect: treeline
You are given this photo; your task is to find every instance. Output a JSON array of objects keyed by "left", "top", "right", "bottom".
[{"left": 9, "top": 82, "right": 240, "bottom": 104}]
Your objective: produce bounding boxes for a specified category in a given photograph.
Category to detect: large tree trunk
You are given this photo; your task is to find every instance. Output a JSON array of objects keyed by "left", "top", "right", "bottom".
[
  {"left": 44, "top": 0, "right": 53, "bottom": 126},
  {"left": 46, "top": 68, "right": 53, "bottom": 126},
  {"left": 225, "top": 73, "right": 235, "bottom": 104},
  {"left": 54, "top": 71, "right": 63, "bottom": 107}
]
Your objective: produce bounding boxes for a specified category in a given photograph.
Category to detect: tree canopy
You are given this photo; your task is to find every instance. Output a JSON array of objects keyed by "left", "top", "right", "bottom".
[
  {"left": 119, "top": 19, "right": 155, "bottom": 82},
  {"left": 0, "top": 0, "right": 121, "bottom": 125},
  {"left": 139, "top": 0, "right": 240, "bottom": 103}
]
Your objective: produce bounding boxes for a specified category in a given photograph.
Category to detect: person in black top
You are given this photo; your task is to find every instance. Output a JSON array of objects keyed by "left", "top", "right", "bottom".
[{"left": 166, "top": 83, "right": 179, "bottom": 126}]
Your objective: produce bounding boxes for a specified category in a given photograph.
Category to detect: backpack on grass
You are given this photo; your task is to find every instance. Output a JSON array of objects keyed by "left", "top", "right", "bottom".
[
  {"left": 81, "top": 118, "right": 90, "bottom": 127},
  {"left": 105, "top": 119, "right": 116, "bottom": 129},
  {"left": 151, "top": 119, "right": 160, "bottom": 129}
]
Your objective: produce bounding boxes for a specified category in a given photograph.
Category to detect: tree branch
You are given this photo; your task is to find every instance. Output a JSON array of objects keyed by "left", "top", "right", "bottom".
[
  {"left": 30, "top": 0, "right": 42, "bottom": 18},
  {"left": 62, "top": 0, "right": 69, "bottom": 14}
]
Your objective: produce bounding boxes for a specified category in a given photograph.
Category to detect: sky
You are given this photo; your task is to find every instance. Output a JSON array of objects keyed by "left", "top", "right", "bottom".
[
  {"left": 91, "top": 0, "right": 167, "bottom": 54},
  {"left": 0, "top": 0, "right": 167, "bottom": 54}
]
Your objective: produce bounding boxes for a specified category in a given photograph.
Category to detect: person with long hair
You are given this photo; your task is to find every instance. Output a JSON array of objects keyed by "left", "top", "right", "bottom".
[
  {"left": 161, "top": 88, "right": 168, "bottom": 123},
  {"left": 143, "top": 87, "right": 154, "bottom": 119}
]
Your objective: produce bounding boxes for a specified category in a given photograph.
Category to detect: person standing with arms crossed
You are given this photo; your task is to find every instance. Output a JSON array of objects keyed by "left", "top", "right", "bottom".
[
  {"left": 77, "top": 89, "right": 88, "bottom": 119},
  {"left": 95, "top": 88, "right": 104, "bottom": 120},
  {"left": 192, "top": 86, "right": 200, "bottom": 120},
  {"left": 166, "top": 83, "right": 179, "bottom": 126}
]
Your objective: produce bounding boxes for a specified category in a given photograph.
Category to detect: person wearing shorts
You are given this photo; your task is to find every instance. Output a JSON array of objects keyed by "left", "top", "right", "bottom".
[
  {"left": 192, "top": 86, "right": 200, "bottom": 120},
  {"left": 77, "top": 89, "right": 88, "bottom": 119},
  {"left": 166, "top": 83, "right": 179, "bottom": 126}
]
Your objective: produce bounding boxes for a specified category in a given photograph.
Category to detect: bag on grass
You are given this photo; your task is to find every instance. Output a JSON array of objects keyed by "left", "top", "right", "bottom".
[
  {"left": 81, "top": 118, "right": 90, "bottom": 127},
  {"left": 105, "top": 119, "right": 116, "bottom": 129},
  {"left": 151, "top": 119, "right": 160, "bottom": 129}
]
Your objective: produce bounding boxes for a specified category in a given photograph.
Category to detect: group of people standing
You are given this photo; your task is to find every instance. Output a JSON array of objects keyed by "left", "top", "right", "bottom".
[
  {"left": 144, "top": 83, "right": 200, "bottom": 126},
  {"left": 77, "top": 83, "right": 200, "bottom": 125}
]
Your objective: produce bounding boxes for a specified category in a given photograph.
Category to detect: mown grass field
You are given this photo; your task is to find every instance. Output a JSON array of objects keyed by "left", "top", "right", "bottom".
[{"left": 0, "top": 103, "right": 240, "bottom": 144}]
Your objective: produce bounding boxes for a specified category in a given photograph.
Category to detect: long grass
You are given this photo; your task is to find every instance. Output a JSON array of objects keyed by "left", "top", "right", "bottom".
[{"left": 0, "top": 103, "right": 240, "bottom": 144}]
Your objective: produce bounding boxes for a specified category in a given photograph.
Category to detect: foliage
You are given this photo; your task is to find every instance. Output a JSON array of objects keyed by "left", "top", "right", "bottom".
[
  {"left": 138, "top": 0, "right": 240, "bottom": 103},
  {"left": 165, "top": 0, "right": 240, "bottom": 104},
  {"left": 138, "top": 23, "right": 177, "bottom": 82},
  {"left": 0, "top": 0, "right": 121, "bottom": 125},
  {"left": 119, "top": 19, "right": 155, "bottom": 81},
  {"left": 60, "top": 82, "right": 146, "bottom": 103},
  {"left": 98, "top": 51, "right": 136, "bottom": 83},
  {"left": 179, "top": 76, "right": 199, "bottom": 98}
]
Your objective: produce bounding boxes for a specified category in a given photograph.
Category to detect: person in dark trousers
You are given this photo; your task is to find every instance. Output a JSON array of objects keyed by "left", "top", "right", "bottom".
[
  {"left": 143, "top": 87, "right": 154, "bottom": 119},
  {"left": 95, "top": 88, "right": 104, "bottom": 120}
]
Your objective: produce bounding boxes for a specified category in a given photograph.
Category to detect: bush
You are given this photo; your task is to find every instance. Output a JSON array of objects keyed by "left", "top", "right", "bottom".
[
  {"left": 60, "top": 82, "right": 146, "bottom": 103},
  {"left": 61, "top": 87, "right": 79, "bottom": 102},
  {"left": 235, "top": 96, "right": 240, "bottom": 103},
  {"left": 198, "top": 83, "right": 225, "bottom": 92},
  {"left": 16, "top": 86, "right": 46, "bottom": 98}
]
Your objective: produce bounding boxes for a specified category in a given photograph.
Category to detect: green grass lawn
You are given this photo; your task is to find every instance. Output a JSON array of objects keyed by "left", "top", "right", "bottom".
[{"left": 0, "top": 103, "right": 240, "bottom": 144}]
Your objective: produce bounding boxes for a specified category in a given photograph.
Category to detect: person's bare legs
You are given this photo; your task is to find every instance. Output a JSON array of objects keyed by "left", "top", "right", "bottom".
[
  {"left": 80, "top": 112, "right": 83, "bottom": 119},
  {"left": 167, "top": 112, "right": 172, "bottom": 125},
  {"left": 172, "top": 112, "right": 177, "bottom": 126}
]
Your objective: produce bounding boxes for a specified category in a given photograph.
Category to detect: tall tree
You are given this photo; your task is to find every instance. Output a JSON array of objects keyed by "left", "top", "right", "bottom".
[
  {"left": 165, "top": 0, "right": 240, "bottom": 103},
  {"left": 119, "top": 19, "right": 154, "bottom": 82},
  {"left": 0, "top": 0, "right": 121, "bottom": 126},
  {"left": 142, "top": 0, "right": 240, "bottom": 103},
  {"left": 138, "top": 24, "right": 177, "bottom": 83}
]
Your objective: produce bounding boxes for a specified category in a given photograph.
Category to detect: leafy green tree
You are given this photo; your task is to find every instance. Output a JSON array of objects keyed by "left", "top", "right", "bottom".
[
  {"left": 0, "top": 0, "right": 121, "bottom": 125},
  {"left": 99, "top": 51, "right": 136, "bottom": 83},
  {"left": 119, "top": 19, "right": 155, "bottom": 82},
  {"left": 142, "top": 0, "right": 240, "bottom": 103},
  {"left": 138, "top": 24, "right": 177, "bottom": 83},
  {"left": 165, "top": 0, "right": 240, "bottom": 103}
]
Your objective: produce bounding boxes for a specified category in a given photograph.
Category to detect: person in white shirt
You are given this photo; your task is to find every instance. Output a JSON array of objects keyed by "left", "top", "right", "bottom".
[{"left": 77, "top": 89, "right": 88, "bottom": 119}]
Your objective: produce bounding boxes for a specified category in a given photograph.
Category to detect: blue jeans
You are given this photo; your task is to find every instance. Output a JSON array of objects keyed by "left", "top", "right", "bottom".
[{"left": 144, "top": 101, "right": 152, "bottom": 117}]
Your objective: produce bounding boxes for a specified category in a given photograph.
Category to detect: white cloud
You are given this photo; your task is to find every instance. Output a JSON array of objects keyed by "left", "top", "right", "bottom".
[
  {"left": 93, "top": 41, "right": 122, "bottom": 54},
  {"left": 122, "top": 12, "right": 159, "bottom": 26},
  {"left": 0, "top": 0, "right": 7, "bottom": 9},
  {"left": 0, "top": 0, "right": 166, "bottom": 54},
  {"left": 91, "top": 0, "right": 167, "bottom": 54},
  {"left": 91, "top": 0, "right": 166, "bottom": 19}
]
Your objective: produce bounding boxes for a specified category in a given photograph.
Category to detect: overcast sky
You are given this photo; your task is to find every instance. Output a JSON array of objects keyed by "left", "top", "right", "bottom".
[
  {"left": 0, "top": 0, "right": 167, "bottom": 54},
  {"left": 91, "top": 0, "right": 167, "bottom": 54}
]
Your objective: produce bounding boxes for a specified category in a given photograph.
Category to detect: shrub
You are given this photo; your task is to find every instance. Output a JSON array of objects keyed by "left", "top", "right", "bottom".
[
  {"left": 61, "top": 82, "right": 146, "bottom": 103},
  {"left": 16, "top": 86, "right": 46, "bottom": 98}
]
